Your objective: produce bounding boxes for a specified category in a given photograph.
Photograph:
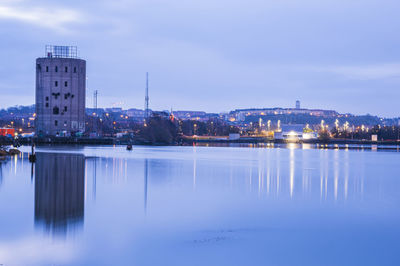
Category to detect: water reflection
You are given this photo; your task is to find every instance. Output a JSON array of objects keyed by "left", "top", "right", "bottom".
[
  {"left": 0, "top": 146, "right": 398, "bottom": 265},
  {"left": 34, "top": 153, "right": 85, "bottom": 235},
  {"left": 219, "top": 148, "right": 368, "bottom": 202},
  {"left": 144, "top": 158, "right": 148, "bottom": 213},
  {"left": 0, "top": 158, "right": 4, "bottom": 188},
  {"left": 0, "top": 147, "right": 380, "bottom": 233}
]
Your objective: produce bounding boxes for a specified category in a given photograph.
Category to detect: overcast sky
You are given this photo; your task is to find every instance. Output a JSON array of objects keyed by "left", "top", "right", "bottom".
[{"left": 0, "top": 0, "right": 399, "bottom": 117}]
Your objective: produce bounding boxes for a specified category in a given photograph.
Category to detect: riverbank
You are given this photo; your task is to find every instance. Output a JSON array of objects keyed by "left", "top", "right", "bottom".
[
  {"left": 188, "top": 137, "right": 400, "bottom": 146},
  {"left": 1, "top": 136, "right": 399, "bottom": 147}
]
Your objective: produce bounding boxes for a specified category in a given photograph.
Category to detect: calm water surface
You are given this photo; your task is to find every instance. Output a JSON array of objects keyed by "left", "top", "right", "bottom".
[{"left": 0, "top": 145, "right": 399, "bottom": 265}]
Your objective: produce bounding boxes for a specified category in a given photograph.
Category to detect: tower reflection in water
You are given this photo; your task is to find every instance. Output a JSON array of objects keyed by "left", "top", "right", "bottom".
[{"left": 34, "top": 153, "right": 85, "bottom": 235}]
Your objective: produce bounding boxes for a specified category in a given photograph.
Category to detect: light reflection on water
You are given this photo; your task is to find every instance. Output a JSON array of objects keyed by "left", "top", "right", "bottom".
[{"left": 0, "top": 145, "right": 399, "bottom": 265}]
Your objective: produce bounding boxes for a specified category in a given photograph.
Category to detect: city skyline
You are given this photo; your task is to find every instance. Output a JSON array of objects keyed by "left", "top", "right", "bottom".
[{"left": 1, "top": 0, "right": 400, "bottom": 117}]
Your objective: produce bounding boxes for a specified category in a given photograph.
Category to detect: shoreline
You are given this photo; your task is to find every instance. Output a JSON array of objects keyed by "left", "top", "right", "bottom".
[{"left": 1, "top": 136, "right": 400, "bottom": 148}]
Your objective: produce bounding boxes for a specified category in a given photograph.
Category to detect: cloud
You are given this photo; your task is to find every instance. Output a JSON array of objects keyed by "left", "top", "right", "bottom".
[
  {"left": 0, "top": 236, "right": 77, "bottom": 265},
  {"left": 309, "top": 64, "right": 400, "bottom": 80},
  {"left": 0, "top": 1, "right": 84, "bottom": 33}
]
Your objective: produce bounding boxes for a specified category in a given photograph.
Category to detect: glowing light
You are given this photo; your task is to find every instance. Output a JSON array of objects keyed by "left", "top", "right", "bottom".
[{"left": 289, "top": 148, "right": 295, "bottom": 198}]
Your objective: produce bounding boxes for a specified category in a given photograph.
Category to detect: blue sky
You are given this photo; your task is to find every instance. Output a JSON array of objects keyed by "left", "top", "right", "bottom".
[{"left": 0, "top": 0, "right": 400, "bottom": 117}]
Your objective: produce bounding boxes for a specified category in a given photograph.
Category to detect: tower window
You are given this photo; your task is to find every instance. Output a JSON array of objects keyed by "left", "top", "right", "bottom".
[
  {"left": 53, "top": 106, "right": 59, "bottom": 115},
  {"left": 73, "top": 67, "right": 77, "bottom": 73},
  {"left": 55, "top": 66, "right": 58, "bottom": 72},
  {"left": 55, "top": 120, "right": 58, "bottom": 126},
  {"left": 46, "top": 66, "right": 49, "bottom": 72},
  {"left": 64, "top": 81, "right": 68, "bottom": 87},
  {"left": 45, "top": 103, "right": 49, "bottom": 107},
  {"left": 55, "top": 81, "right": 58, "bottom": 87},
  {"left": 65, "top": 66, "right": 68, "bottom": 72},
  {"left": 45, "top": 96, "right": 49, "bottom": 101},
  {"left": 64, "top": 106, "right": 68, "bottom": 112},
  {"left": 64, "top": 121, "right": 67, "bottom": 127}
]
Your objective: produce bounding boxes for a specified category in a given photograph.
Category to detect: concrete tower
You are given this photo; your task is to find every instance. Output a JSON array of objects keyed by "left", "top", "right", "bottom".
[
  {"left": 35, "top": 46, "right": 86, "bottom": 136},
  {"left": 296, "top": 100, "right": 300, "bottom": 109}
]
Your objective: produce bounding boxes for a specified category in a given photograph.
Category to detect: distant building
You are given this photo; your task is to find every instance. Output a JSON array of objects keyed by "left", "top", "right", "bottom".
[
  {"left": 105, "top": 107, "right": 123, "bottom": 113},
  {"left": 35, "top": 46, "right": 86, "bottom": 136},
  {"left": 86, "top": 108, "right": 105, "bottom": 116},
  {"left": 126, "top": 108, "right": 145, "bottom": 120},
  {"left": 172, "top": 111, "right": 207, "bottom": 120},
  {"left": 275, "top": 124, "right": 305, "bottom": 141},
  {"left": 233, "top": 107, "right": 338, "bottom": 122},
  {"left": 229, "top": 133, "right": 240, "bottom": 140},
  {"left": 0, "top": 128, "right": 15, "bottom": 137},
  {"left": 274, "top": 124, "right": 317, "bottom": 140},
  {"left": 296, "top": 100, "right": 300, "bottom": 109}
]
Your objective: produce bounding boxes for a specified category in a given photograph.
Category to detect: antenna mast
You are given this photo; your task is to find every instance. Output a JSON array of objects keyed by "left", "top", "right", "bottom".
[
  {"left": 93, "top": 90, "right": 98, "bottom": 134},
  {"left": 145, "top": 72, "right": 149, "bottom": 119},
  {"left": 93, "top": 90, "right": 98, "bottom": 111}
]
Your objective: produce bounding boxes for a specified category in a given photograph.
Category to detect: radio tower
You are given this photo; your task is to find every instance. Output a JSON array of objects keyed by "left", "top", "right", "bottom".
[
  {"left": 93, "top": 90, "right": 98, "bottom": 134},
  {"left": 93, "top": 90, "right": 98, "bottom": 111},
  {"left": 144, "top": 72, "right": 149, "bottom": 120}
]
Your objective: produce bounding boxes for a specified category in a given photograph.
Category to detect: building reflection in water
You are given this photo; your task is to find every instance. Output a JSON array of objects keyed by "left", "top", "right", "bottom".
[
  {"left": 144, "top": 158, "right": 148, "bottom": 213},
  {"left": 35, "top": 153, "right": 85, "bottom": 235},
  {"left": 0, "top": 159, "right": 4, "bottom": 188}
]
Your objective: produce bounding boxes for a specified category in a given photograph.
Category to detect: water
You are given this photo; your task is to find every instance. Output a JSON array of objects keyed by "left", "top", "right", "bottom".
[{"left": 0, "top": 145, "right": 399, "bottom": 265}]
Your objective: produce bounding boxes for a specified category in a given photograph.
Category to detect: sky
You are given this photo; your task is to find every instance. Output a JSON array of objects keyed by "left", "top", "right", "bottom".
[{"left": 0, "top": 0, "right": 400, "bottom": 117}]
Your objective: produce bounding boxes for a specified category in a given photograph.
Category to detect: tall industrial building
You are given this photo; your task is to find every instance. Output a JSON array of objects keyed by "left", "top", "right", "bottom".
[
  {"left": 35, "top": 45, "right": 86, "bottom": 136},
  {"left": 296, "top": 100, "right": 301, "bottom": 109}
]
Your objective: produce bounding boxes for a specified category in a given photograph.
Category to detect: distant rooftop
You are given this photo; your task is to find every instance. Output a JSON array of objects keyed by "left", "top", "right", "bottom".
[{"left": 45, "top": 45, "right": 78, "bottom": 59}]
